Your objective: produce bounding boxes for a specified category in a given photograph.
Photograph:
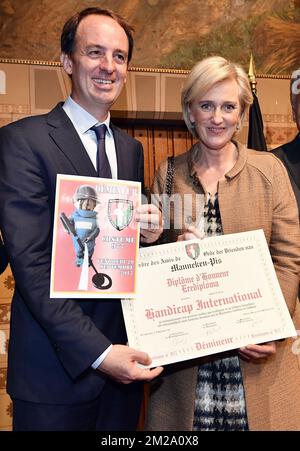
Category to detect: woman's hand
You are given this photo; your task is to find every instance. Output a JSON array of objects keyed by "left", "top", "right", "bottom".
[
  {"left": 238, "top": 341, "right": 276, "bottom": 361},
  {"left": 178, "top": 227, "right": 277, "bottom": 363},
  {"left": 136, "top": 204, "right": 163, "bottom": 244},
  {"left": 177, "top": 226, "right": 205, "bottom": 241}
]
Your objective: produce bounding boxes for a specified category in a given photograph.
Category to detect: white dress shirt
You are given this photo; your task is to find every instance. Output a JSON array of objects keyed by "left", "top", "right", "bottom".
[{"left": 63, "top": 96, "right": 118, "bottom": 179}]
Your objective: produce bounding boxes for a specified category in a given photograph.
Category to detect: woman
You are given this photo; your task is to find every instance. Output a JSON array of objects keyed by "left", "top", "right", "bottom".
[{"left": 145, "top": 56, "right": 300, "bottom": 431}]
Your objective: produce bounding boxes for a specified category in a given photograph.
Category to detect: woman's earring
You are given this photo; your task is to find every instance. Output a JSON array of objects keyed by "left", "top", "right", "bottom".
[{"left": 236, "top": 123, "right": 241, "bottom": 131}]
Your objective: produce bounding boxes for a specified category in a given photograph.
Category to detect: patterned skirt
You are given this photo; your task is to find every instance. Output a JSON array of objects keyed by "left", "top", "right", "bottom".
[{"left": 193, "top": 355, "right": 248, "bottom": 431}]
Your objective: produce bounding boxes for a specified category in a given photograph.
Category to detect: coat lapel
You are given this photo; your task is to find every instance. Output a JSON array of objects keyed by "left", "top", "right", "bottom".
[{"left": 47, "top": 104, "right": 97, "bottom": 177}]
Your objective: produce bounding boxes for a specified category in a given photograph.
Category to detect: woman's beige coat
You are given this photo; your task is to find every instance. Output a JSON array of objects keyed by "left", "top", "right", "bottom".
[{"left": 145, "top": 142, "right": 300, "bottom": 431}]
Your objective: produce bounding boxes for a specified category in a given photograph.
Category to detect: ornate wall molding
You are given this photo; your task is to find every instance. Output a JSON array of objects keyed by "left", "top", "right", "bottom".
[{"left": 0, "top": 58, "right": 291, "bottom": 79}]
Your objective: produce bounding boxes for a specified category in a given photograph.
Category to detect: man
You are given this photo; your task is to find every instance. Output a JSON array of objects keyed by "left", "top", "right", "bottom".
[
  {"left": 0, "top": 7, "right": 163, "bottom": 431},
  {"left": 272, "top": 69, "right": 300, "bottom": 299},
  {"left": 272, "top": 69, "right": 300, "bottom": 215}
]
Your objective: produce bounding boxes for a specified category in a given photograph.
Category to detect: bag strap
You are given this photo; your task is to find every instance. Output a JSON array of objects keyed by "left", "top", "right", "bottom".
[{"left": 165, "top": 156, "right": 174, "bottom": 197}]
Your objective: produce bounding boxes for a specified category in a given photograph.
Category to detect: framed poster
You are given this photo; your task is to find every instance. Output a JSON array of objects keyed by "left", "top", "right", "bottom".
[{"left": 50, "top": 174, "right": 141, "bottom": 299}]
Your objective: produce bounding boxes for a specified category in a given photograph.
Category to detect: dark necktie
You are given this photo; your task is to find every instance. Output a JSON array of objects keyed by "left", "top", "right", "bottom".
[{"left": 91, "top": 124, "right": 112, "bottom": 178}]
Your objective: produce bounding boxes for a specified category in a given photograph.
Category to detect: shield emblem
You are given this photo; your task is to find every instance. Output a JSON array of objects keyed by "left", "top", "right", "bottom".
[
  {"left": 185, "top": 243, "right": 200, "bottom": 260},
  {"left": 108, "top": 199, "right": 133, "bottom": 231}
]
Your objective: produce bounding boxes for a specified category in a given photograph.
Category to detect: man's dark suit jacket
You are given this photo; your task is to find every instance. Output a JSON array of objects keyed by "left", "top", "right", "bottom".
[
  {"left": 272, "top": 135, "right": 300, "bottom": 218},
  {"left": 0, "top": 236, "right": 8, "bottom": 274},
  {"left": 272, "top": 135, "right": 300, "bottom": 298},
  {"left": 0, "top": 104, "right": 144, "bottom": 415}
]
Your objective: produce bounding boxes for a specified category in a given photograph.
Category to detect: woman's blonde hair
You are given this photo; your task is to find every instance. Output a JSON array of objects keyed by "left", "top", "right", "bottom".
[{"left": 181, "top": 56, "right": 253, "bottom": 137}]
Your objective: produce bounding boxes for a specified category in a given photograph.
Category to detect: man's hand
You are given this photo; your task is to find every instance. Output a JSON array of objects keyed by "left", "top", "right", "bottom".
[
  {"left": 135, "top": 204, "right": 163, "bottom": 244},
  {"left": 97, "top": 344, "right": 164, "bottom": 384},
  {"left": 238, "top": 341, "right": 276, "bottom": 361}
]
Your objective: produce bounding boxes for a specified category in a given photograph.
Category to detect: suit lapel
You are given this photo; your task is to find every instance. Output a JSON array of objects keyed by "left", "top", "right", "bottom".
[
  {"left": 47, "top": 104, "right": 97, "bottom": 177},
  {"left": 111, "top": 125, "right": 131, "bottom": 180},
  {"left": 286, "top": 136, "right": 300, "bottom": 189}
]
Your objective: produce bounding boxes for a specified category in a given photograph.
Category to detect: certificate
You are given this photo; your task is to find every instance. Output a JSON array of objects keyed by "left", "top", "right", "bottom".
[
  {"left": 50, "top": 174, "right": 140, "bottom": 298},
  {"left": 122, "top": 230, "right": 296, "bottom": 367}
]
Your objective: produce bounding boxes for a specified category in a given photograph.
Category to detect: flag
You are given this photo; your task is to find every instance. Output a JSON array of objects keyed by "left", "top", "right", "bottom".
[
  {"left": 247, "top": 92, "right": 267, "bottom": 151},
  {"left": 247, "top": 54, "right": 267, "bottom": 151}
]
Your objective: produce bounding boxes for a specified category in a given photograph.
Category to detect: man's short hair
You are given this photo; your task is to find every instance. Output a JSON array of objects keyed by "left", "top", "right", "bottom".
[{"left": 61, "top": 7, "right": 134, "bottom": 63}]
